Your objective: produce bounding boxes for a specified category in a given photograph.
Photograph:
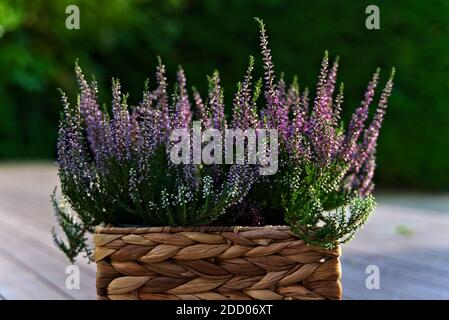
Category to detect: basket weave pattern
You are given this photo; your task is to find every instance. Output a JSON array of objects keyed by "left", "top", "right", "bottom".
[{"left": 95, "top": 226, "right": 342, "bottom": 300}]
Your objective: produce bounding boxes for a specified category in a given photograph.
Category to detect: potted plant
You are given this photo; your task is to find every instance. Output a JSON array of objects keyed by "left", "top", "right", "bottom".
[{"left": 52, "top": 19, "right": 394, "bottom": 300}]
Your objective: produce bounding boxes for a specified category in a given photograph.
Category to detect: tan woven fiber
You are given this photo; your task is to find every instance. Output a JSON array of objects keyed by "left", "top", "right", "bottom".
[{"left": 95, "top": 226, "right": 342, "bottom": 300}]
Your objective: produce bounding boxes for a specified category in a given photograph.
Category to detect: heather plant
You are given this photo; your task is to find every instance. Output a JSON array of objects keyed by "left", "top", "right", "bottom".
[
  {"left": 52, "top": 59, "right": 257, "bottom": 261},
  {"left": 231, "top": 19, "right": 394, "bottom": 248},
  {"left": 53, "top": 18, "right": 394, "bottom": 262}
]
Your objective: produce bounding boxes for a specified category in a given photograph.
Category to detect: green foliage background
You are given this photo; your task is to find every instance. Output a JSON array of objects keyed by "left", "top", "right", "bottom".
[{"left": 0, "top": 0, "right": 448, "bottom": 189}]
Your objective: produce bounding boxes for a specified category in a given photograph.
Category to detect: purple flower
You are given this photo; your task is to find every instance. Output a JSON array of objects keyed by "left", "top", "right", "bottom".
[
  {"left": 231, "top": 56, "right": 259, "bottom": 130},
  {"left": 357, "top": 154, "right": 376, "bottom": 196},
  {"left": 75, "top": 63, "right": 112, "bottom": 167},
  {"left": 57, "top": 90, "right": 92, "bottom": 183},
  {"left": 155, "top": 57, "right": 171, "bottom": 138},
  {"left": 209, "top": 71, "right": 226, "bottom": 130},
  {"left": 308, "top": 52, "right": 338, "bottom": 164},
  {"left": 111, "top": 79, "right": 132, "bottom": 161},
  {"left": 341, "top": 69, "right": 380, "bottom": 166},
  {"left": 173, "top": 67, "right": 192, "bottom": 129},
  {"left": 192, "top": 87, "right": 211, "bottom": 129},
  {"left": 325, "top": 57, "right": 339, "bottom": 108},
  {"left": 359, "top": 69, "right": 395, "bottom": 166},
  {"left": 256, "top": 18, "right": 276, "bottom": 100},
  {"left": 256, "top": 17, "right": 280, "bottom": 131}
]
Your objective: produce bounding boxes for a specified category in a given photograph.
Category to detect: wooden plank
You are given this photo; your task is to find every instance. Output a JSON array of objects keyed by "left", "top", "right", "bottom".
[
  {"left": 0, "top": 166, "right": 95, "bottom": 278},
  {"left": 0, "top": 206, "right": 96, "bottom": 277},
  {"left": 0, "top": 164, "right": 96, "bottom": 300},
  {"left": 0, "top": 246, "right": 69, "bottom": 300},
  {"left": 341, "top": 261, "right": 422, "bottom": 300},
  {"left": 0, "top": 219, "right": 96, "bottom": 300},
  {"left": 345, "top": 244, "right": 449, "bottom": 274},
  {"left": 343, "top": 203, "right": 449, "bottom": 266},
  {"left": 341, "top": 200, "right": 449, "bottom": 299},
  {"left": 342, "top": 256, "right": 449, "bottom": 299},
  {"left": 344, "top": 254, "right": 449, "bottom": 289},
  {"left": 0, "top": 164, "right": 60, "bottom": 226}
]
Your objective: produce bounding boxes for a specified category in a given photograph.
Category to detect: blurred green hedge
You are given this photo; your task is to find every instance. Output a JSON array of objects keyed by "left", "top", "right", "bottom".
[{"left": 0, "top": 0, "right": 448, "bottom": 189}]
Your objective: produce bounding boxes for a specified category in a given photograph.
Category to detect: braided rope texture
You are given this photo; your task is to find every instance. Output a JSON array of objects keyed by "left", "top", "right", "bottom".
[{"left": 95, "top": 226, "right": 342, "bottom": 300}]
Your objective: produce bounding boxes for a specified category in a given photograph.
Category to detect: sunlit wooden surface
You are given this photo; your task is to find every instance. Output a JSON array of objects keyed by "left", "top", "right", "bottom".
[{"left": 0, "top": 163, "right": 448, "bottom": 300}]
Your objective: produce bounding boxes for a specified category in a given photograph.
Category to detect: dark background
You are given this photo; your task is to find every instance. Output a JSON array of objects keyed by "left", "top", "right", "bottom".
[{"left": 0, "top": 0, "right": 448, "bottom": 190}]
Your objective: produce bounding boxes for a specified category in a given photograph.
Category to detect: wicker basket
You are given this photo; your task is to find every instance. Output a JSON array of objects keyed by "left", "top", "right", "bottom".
[{"left": 94, "top": 225, "right": 342, "bottom": 300}]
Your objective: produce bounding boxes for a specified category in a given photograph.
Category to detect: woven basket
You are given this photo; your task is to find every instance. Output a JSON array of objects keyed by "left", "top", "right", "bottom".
[{"left": 94, "top": 225, "right": 342, "bottom": 300}]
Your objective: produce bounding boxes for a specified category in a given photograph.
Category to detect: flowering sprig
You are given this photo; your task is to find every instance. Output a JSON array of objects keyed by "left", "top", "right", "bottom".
[
  {"left": 55, "top": 58, "right": 257, "bottom": 243},
  {"left": 240, "top": 18, "right": 394, "bottom": 247}
]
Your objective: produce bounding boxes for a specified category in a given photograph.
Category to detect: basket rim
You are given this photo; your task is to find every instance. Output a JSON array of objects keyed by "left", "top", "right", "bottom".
[{"left": 95, "top": 224, "right": 292, "bottom": 234}]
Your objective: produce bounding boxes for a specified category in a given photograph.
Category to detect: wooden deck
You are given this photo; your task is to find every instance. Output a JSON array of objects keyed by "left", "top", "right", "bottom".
[{"left": 0, "top": 163, "right": 448, "bottom": 300}]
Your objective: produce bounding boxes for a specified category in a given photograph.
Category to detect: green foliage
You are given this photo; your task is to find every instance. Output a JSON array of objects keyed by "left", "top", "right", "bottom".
[
  {"left": 276, "top": 159, "right": 373, "bottom": 249},
  {"left": 274, "top": 156, "right": 375, "bottom": 248},
  {"left": 59, "top": 147, "right": 247, "bottom": 227},
  {"left": 51, "top": 189, "right": 92, "bottom": 263},
  {"left": 286, "top": 193, "right": 375, "bottom": 249}
]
